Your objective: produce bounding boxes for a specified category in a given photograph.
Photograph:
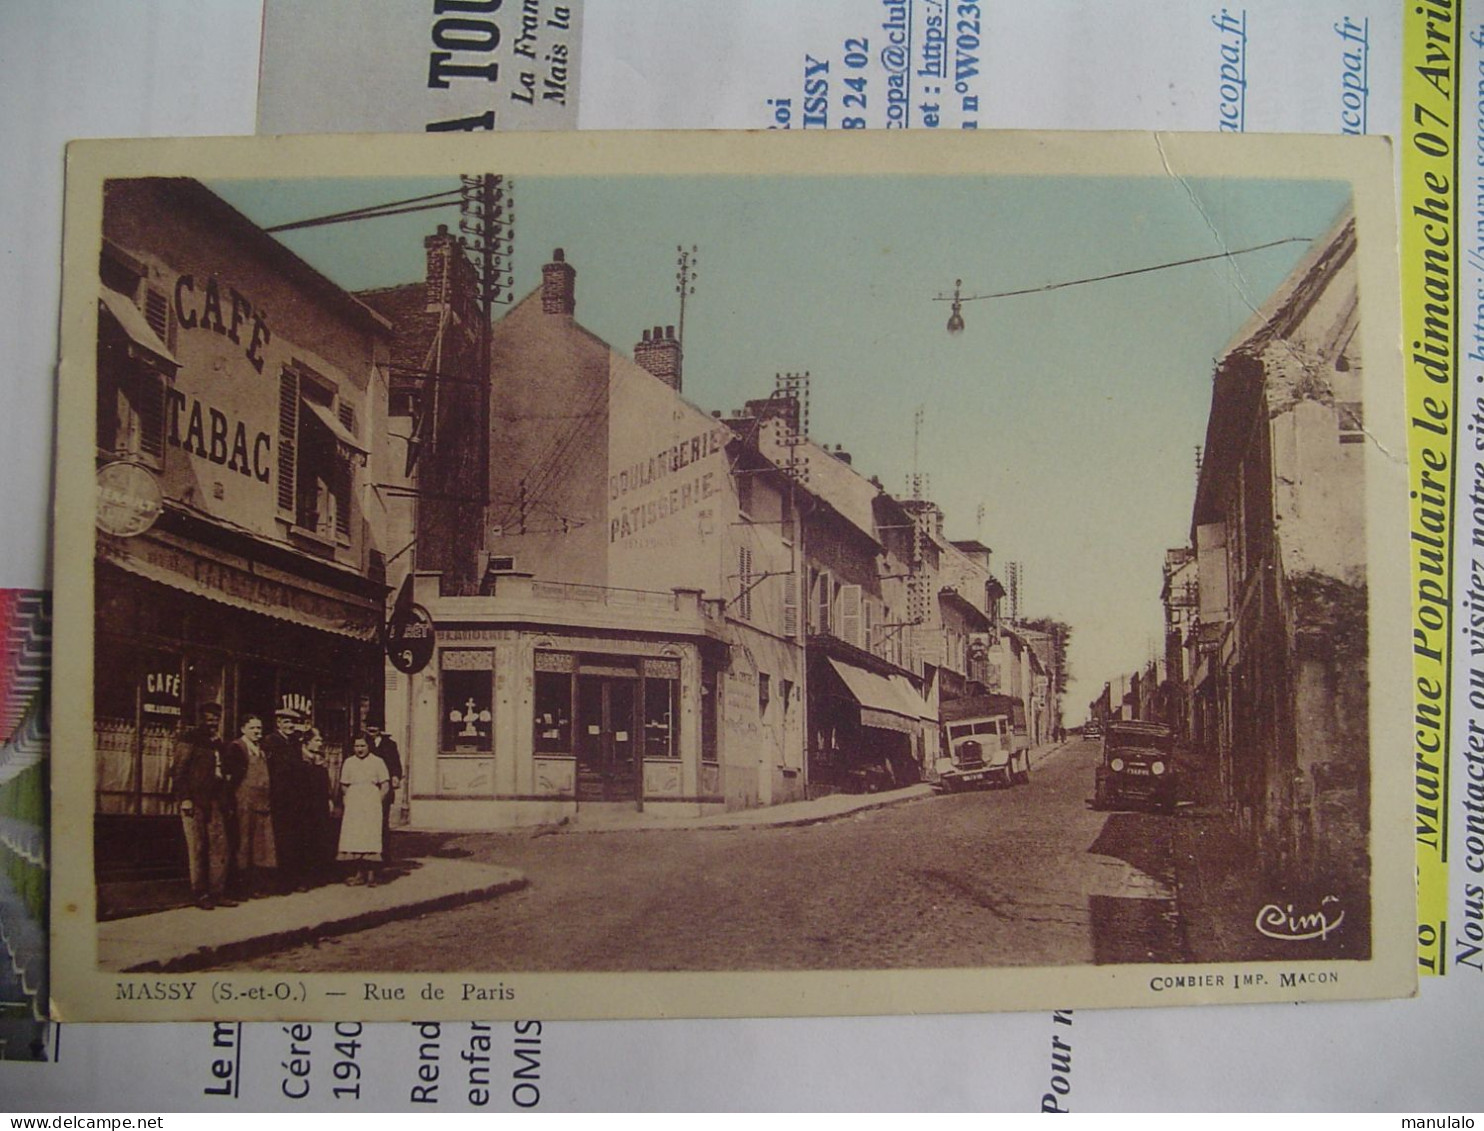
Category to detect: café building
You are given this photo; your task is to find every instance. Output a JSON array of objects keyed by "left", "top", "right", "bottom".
[{"left": 92, "top": 178, "right": 392, "bottom": 873}]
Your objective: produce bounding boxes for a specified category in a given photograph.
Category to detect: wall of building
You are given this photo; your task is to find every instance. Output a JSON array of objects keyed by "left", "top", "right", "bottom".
[
  {"left": 485, "top": 289, "right": 611, "bottom": 587},
  {"left": 103, "top": 179, "right": 385, "bottom": 568}
]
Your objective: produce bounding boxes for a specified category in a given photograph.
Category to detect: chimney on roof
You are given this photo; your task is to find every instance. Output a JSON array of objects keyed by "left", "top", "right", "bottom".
[
  {"left": 633, "top": 323, "right": 683, "bottom": 391},
  {"left": 424, "top": 224, "right": 475, "bottom": 319},
  {"left": 542, "top": 248, "right": 576, "bottom": 315},
  {"left": 832, "top": 443, "right": 852, "bottom": 465}
]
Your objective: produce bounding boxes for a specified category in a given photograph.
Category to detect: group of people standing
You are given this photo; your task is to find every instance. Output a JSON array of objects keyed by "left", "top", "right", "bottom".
[{"left": 168, "top": 703, "right": 403, "bottom": 909}]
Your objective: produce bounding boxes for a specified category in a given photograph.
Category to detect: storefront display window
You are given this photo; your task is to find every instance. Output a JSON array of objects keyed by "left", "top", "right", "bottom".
[
  {"left": 442, "top": 650, "right": 493, "bottom": 753},
  {"left": 534, "top": 669, "right": 573, "bottom": 753},
  {"left": 641, "top": 658, "right": 681, "bottom": 760},
  {"left": 136, "top": 647, "right": 179, "bottom": 814}
]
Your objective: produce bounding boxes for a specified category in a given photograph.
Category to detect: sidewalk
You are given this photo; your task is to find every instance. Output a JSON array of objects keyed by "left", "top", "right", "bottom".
[
  {"left": 99, "top": 744, "right": 1074, "bottom": 971},
  {"left": 560, "top": 740, "right": 1070, "bottom": 833},
  {"left": 1169, "top": 750, "right": 1311, "bottom": 964},
  {"left": 99, "top": 856, "right": 527, "bottom": 973},
  {"left": 561, "top": 782, "right": 936, "bottom": 833}
]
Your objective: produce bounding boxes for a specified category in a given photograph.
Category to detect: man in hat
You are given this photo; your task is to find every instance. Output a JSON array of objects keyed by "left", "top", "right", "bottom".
[
  {"left": 364, "top": 719, "right": 402, "bottom": 862},
  {"left": 168, "top": 703, "right": 237, "bottom": 910},
  {"left": 262, "top": 706, "right": 305, "bottom": 891}
]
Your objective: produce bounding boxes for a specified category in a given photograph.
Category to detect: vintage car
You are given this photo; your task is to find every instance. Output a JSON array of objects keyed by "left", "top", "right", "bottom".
[
  {"left": 1092, "top": 720, "right": 1178, "bottom": 812},
  {"left": 934, "top": 693, "right": 1030, "bottom": 791},
  {"left": 1084, "top": 720, "right": 1101, "bottom": 740}
]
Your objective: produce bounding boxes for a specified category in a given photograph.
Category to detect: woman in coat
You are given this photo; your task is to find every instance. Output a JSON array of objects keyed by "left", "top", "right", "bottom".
[{"left": 298, "top": 727, "right": 336, "bottom": 885}]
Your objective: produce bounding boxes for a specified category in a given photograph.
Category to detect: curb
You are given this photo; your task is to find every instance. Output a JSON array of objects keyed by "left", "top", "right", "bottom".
[
  {"left": 120, "top": 873, "right": 529, "bottom": 974},
  {"left": 556, "top": 784, "right": 936, "bottom": 836}
]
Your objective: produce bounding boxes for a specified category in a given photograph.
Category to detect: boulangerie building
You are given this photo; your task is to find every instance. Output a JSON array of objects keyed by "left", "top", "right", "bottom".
[
  {"left": 388, "top": 247, "right": 807, "bottom": 828},
  {"left": 92, "top": 178, "right": 392, "bottom": 873}
]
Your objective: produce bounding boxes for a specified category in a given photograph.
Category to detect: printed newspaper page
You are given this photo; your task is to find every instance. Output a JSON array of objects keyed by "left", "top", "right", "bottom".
[{"left": 52, "top": 129, "right": 1412, "bottom": 1023}]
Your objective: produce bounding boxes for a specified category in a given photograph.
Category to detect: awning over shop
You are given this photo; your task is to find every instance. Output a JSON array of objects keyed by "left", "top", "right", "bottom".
[
  {"left": 100, "top": 547, "right": 379, "bottom": 642},
  {"left": 302, "top": 398, "right": 370, "bottom": 460},
  {"left": 888, "top": 674, "right": 937, "bottom": 721},
  {"left": 827, "top": 658, "right": 936, "bottom": 733},
  {"left": 98, "top": 287, "right": 178, "bottom": 368}
]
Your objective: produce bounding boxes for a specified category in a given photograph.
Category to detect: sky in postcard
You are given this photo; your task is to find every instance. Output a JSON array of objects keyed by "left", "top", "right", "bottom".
[{"left": 209, "top": 172, "right": 1352, "bottom": 714}]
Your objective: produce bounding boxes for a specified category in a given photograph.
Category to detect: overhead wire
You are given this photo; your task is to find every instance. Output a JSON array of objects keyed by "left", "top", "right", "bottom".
[
  {"left": 936, "top": 236, "right": 1312, "bottom": 304},
  {"left": 263, "top": 188, "right": 464, "bottom": 234}
]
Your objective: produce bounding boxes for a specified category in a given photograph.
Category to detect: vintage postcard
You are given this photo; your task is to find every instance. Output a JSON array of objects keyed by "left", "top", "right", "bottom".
[{"left": 51, "top": 130, "right": 1413, "bottom": 1021}]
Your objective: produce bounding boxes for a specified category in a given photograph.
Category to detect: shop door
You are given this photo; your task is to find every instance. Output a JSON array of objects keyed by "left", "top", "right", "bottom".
[{"left": 575, "top": 675, "right": 639, "bottom": 803}]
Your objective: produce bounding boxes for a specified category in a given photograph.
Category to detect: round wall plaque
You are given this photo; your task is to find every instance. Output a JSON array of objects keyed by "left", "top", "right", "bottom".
[{"left": 96, "top": 460, "right": 164, "bottom": 537}]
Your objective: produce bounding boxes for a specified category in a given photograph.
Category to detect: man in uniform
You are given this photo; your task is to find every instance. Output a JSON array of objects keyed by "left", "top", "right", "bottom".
[{"left": 168, "top": 703, "right": 237, "bottom": 910}]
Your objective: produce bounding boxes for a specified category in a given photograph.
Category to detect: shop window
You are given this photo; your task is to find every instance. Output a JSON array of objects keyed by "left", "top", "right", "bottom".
[
  {"left": 94, "top": 636, "right": 139, "bottom": 815},
  {"left": 137, "top": 647, "right": 180, "bottom": 814},
  {"left": 182, "top": 656, "right": 226, "bottom": 727},
  {"left": 317, "top": 685, "right": 350, "bottom": 769},
  {"left": 534, "top": 669, "right": 573, "bottom": 753},
  {"left": 643, "top": 676, "right": 678, "bottom": 758},
  {"left": 441, "top": 651, "right": 493, "bottom": 753}
]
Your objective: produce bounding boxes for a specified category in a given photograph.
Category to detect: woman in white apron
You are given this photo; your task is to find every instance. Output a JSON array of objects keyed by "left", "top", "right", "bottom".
[{"left": 337, "top": 734, "right": 389, "bottom": 886}]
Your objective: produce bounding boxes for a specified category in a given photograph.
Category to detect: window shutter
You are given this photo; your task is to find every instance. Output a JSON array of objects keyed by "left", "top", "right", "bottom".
[
  {"left": 143, "top": 286, "right": 171, "bottom": 350},
  {"left": 840, "top": 584, "right": 862, "bottom": 648},
  {"left": 783, "top": 575, "right": 799, "bottom": 637},
  {"left": 333, "top": 402, "right": 356, "bottom": 538},
  {"left": 277, "top": 368, "right": 299, "bottom": 513},
  {"left": 814, "top": 571, "right": 832, "bottom": 635},
  {"left": 137, "top": 371, "right": 165, "bottom": 460}
]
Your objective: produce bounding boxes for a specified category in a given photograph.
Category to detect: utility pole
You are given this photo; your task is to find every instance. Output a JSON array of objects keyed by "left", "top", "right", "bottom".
[
  {"left": 459, "top": 174, "right": 515, "bottom": 563},
  {"left": 675, "top": 245, "right": 699, "bottom": 348},
  {"left": 775, "top": 370, "right": 810, "bottom": 794}
]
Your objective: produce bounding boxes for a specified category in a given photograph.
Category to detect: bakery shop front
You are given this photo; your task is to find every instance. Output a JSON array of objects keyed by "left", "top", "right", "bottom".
[{"left": 402, "top": 570, "right": 730, "bottom": 829}]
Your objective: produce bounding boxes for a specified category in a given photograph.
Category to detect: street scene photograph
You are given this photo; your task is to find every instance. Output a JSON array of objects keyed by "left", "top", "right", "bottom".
[{"left": 54, "top": 133, "right": 1412, "bottom": 1018}]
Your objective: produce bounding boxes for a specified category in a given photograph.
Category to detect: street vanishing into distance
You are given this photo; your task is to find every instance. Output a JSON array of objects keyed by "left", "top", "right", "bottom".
[{"left": 239, "top": 739, "right": 1186, "bottom": 973}]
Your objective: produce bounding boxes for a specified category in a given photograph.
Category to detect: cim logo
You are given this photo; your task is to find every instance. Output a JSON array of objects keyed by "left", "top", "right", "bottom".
[{"left": 1254, "top": 896, "right": 1344, "bottom": 942}]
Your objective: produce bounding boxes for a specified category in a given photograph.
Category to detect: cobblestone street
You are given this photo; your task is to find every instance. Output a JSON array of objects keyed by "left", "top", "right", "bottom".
[{"left": 241, "top": 740, "right": 1185, "bottom": 973}]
